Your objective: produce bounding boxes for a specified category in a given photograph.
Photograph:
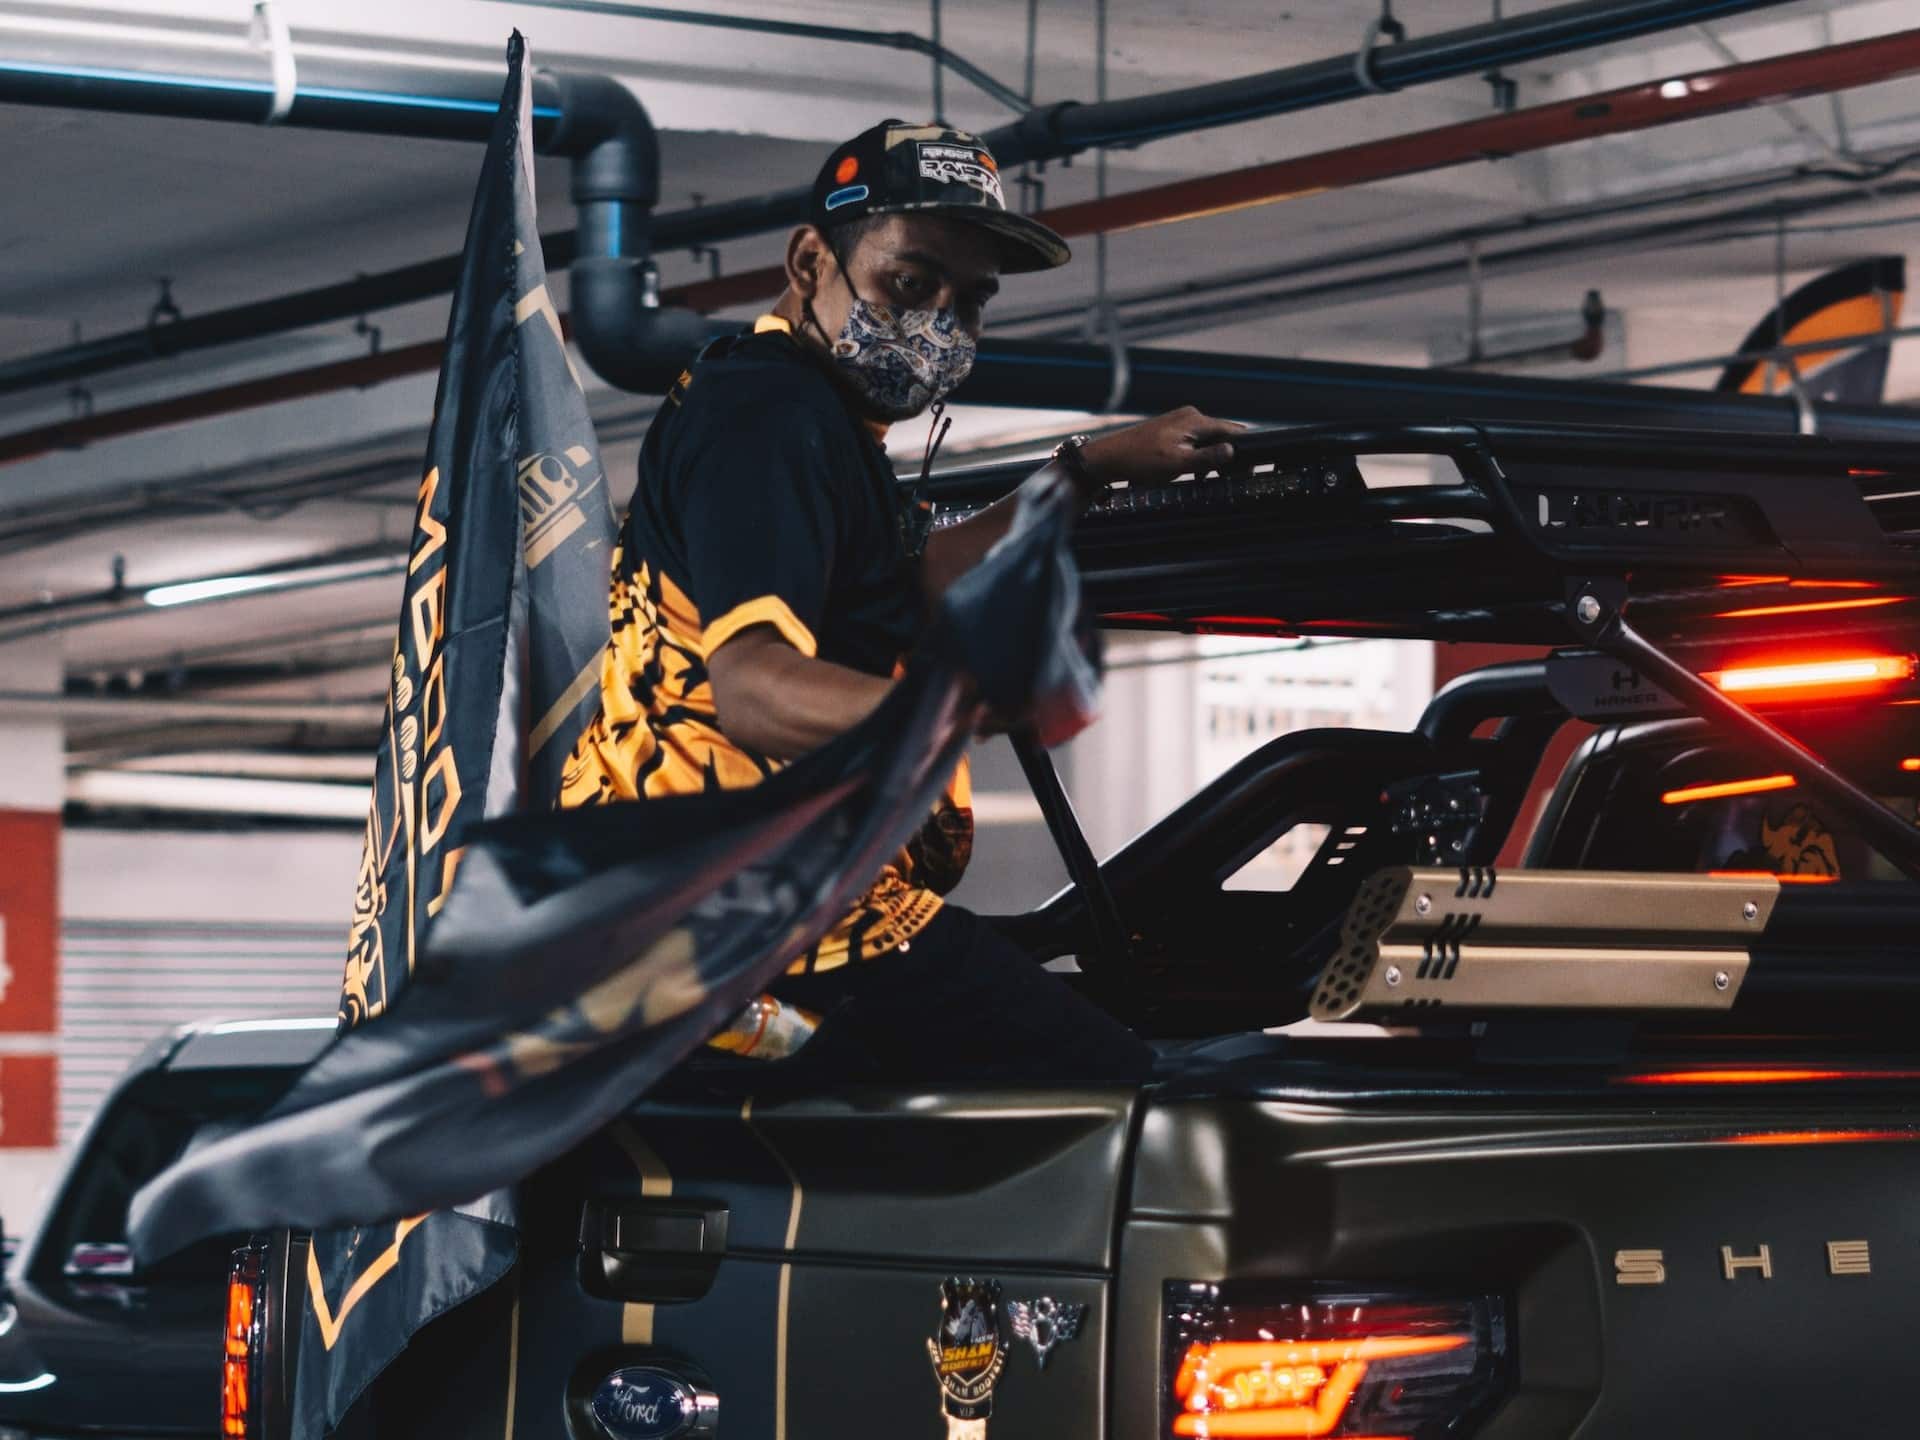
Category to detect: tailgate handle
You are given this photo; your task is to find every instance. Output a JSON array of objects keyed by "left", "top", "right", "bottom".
[{"left": 579, "top": 1199, "right": 729, "bottom": 1303}]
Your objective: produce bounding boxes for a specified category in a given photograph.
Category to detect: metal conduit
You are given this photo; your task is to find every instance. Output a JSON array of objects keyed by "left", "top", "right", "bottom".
[
  {"left": 9, "top": 311, "right": 1920, "bottom": 472},
  {"left": 1013, "top": 169, "right": 1920, "bottom": 347},
  {"left": 503, "top": 0, "right": 1032, "bottom": 113},
  {"left": 997, "top": 148, "right": 1920, "bottom": 337},
  {"left": 947, "top": 337, "right": 1920, "bottom": 442},
  {"left": 0, "top": 0, "right": 1804, "bottom": 400},
  {"left": 0, "top": 690, "right": 381, "bottom": 724},
  {"left": 661, "top": 26, "right": 1920, "bottom": 318}
]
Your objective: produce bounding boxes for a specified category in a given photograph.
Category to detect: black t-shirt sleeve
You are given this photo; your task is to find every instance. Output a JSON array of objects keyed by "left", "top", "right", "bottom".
[{"left": 675, "top": 391, "right": 852, "bottom": 659}]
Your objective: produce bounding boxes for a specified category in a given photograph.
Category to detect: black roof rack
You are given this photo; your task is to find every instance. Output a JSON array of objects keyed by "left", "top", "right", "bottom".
[
  {"left": 926, "top": 421, "right": 1920, "bottom": 886},
  {"left": 924, "top": 420, "right": 1920, "bottom": 648}
]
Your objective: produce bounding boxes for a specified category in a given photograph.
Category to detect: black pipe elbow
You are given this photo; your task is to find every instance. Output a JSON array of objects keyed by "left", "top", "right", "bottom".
[
  {"left": 539, "top": 69, "right": 719, "bottom": 394},
  {"left": 569, "top": 258, "right": 725, "bottom": 393}
]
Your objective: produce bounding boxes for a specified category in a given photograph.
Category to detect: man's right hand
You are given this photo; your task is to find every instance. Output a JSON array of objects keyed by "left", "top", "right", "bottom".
[{"left": 1080, "top": 406, "right": 1246, "bottom": 489}]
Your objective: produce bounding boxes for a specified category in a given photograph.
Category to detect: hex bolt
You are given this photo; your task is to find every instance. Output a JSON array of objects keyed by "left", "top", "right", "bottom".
[
  {"left": 1385, "top": 965, "right": 1403, "bottom": 987},
  {"left": 1714, "top": 970, "right": 1730, "bottom": 991},
  {"left": 1574, "top": 593, "right": 1604, "bottom": 625},
  {"left": 1742, "top": 901, "right": 1759, "bottom": 922},
  {"left": 1415, "top": 893, "right": 1433, "bottom": 916}
]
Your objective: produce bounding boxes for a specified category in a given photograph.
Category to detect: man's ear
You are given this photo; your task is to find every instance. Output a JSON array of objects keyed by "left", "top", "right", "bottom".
[{"left": 786, "top": 225, "right": 835, "bottom": 301}]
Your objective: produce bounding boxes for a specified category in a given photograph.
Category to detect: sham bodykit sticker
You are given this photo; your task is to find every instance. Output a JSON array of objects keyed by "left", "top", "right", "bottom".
[{"left": 928, "top": 1277, "right": 1008, "bottom": 1435}]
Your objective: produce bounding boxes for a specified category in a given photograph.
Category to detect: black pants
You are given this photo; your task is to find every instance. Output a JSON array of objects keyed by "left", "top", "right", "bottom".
[{"left": 767, "top": 905, "right": 1155, "bottom": 1087}]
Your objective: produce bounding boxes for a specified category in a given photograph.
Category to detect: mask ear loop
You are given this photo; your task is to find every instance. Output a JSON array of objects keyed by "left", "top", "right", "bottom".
[
  {"left": 903, "top": 399, "right": 952, "bottom": 559},
  {"left": 802, "top": 234, "right": 855, "bottom": 348}
]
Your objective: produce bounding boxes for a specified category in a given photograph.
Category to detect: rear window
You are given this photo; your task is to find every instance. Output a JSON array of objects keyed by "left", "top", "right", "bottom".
[
  {"left": 1544, "top": 730, "right": 1919, "bottom": 884},
  {"left": 1648, "top": 787, "right": 1913, "bottom": 882},
  {"left": 31, "top": 1064, "right": 298, "bottom": 1286}
]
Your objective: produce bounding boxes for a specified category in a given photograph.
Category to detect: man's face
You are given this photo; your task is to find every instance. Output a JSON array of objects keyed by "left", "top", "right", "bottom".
[{"left": 813, "top": 213, "right": 1002, "bottom": 342}]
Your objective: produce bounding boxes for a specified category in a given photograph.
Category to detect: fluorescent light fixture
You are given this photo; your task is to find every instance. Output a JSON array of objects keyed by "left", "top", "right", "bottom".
[
  {"left": 67, "top": 770, "right": 370, "bottom": 819},
  {"left": 144, "top": 572, "right": 293, "bottom": 607},
  {"left": 142, "top": 552, "right": 403, "bottom": 609}
]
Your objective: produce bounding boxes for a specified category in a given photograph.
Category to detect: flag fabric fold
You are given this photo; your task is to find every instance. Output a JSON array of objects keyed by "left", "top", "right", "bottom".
[
  {"left": 125, "top": 33, "right": 1100, "bottom": 1433},
  {"left": 129, "top": 465, "right": 1093, "bottom": 1259},
  {"left": 185, "top": 31, "right": 622, "bottom": 1436}
]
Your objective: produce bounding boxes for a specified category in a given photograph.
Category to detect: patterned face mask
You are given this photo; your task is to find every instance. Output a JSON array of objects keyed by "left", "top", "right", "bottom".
[{"left": 811, "top": 262, "right": 977, "bottom": 420}]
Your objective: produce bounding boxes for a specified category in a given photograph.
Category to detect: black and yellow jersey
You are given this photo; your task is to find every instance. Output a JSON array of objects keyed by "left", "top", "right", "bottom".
[{"left": 560, "top": 315, "right": 972, "bottom": 973}]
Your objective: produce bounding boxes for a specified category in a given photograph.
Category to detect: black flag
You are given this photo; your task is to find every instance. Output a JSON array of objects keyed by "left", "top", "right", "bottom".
[
  {"left": 129, "top": 465, "right": 1095, "bottom": 1246},
  {"left": 253, "top": 33, "right": 616, "bottom": 1436},
  {"left": 128, "top": 34, "right": 1099, "bottom": 1426}
]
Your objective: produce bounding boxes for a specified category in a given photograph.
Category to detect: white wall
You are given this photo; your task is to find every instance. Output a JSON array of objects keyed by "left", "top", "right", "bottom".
[
  {"left": 0, "top": 827, "right": 358, "bottom": 1243},
  {"left": 62, "top": 827, "right": 360, "bottom": 927}
]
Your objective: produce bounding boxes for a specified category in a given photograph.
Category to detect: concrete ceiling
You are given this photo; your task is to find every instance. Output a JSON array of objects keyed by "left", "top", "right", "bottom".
[{"left": 3, "top": 0, "right": 1920, "bottom": 801}]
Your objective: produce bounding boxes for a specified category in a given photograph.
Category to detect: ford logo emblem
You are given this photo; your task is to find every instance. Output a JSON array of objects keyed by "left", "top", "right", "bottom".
[{"left": 589, "top": 1367, "right": 711, "bottom": 1440}]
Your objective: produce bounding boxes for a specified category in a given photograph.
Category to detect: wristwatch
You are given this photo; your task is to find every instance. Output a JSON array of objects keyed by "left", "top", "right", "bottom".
[{"left": 1051, "top": 432, "right": 1099, "bottom": 495}]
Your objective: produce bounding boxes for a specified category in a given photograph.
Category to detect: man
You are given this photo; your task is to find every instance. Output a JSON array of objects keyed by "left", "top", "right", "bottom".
[{"left": 561, "top": 119, "right": 1242, "bottom": 1084}]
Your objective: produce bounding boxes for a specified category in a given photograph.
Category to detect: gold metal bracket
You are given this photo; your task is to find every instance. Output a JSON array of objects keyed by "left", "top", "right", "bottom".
[{"left": 1311, "top": 867, "right": 1780, "bottom": 1022}]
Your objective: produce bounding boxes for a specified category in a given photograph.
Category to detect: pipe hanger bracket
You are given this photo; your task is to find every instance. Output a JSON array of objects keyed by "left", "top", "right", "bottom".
[{"left": 248, "top": 1, "right": 297, "bottom": 124}]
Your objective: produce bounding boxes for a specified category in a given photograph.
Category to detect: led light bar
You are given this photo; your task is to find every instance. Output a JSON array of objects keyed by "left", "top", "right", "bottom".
[
  {"left": 1660, "top": 774, "right": 1797, "bottom": 805},
  {"left": 1714, "top": 595, "right": 1904, "bottom": 619},
  {"left": 1704, "top": 654, "right": 1916, "bottom": 700},
  {"left": 1311, "top": 867, "right": 1779, "bottom": 1022}
]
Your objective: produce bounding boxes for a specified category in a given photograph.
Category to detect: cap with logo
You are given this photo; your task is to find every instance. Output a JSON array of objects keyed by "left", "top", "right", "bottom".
[{"left": 809, "top": 119, "right": 1070, "bottom": 275}]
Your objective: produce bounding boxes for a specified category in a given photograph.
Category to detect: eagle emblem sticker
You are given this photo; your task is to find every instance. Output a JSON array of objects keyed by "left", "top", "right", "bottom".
[
  {"left": 928, "top": 1277, "right": 1008, "bottom": 1433},
  {"left": 1006, "top": 1296, "right": 1085, "bottom": 1369}
]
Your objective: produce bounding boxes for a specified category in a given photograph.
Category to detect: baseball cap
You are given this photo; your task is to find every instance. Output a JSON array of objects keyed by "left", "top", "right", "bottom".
[{"left": 809, "top": 119, "right": 1070, "bottom": 275}]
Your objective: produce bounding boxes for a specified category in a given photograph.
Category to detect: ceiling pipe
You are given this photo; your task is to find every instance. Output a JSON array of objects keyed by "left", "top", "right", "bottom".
[
  {"left": 658, "top": 25, "right": 1920, "bottom": 316},
  {"left": 88, "top": 751, "right": 373, "bottom": 782},
  {"left": 1027, "top": 27, "right": 1920, "bottom": 240},
  {"left": 944, "top": 337, "right": 1920, "bottom": 440},
  {"left": 1024, "top": 172, "right": 1920, "bottom": 348},
  {"left": 65, "top": 769, "right": 367, "bottom": 821},
  {"left": 11, "top": 63, "right": 1920, "bottom": 452},
  {"left": 540, "top": 71, "right": 723, "bottom": 392},
  {"left": 0, "top": 690, "right": 381, "bottom": 725},
  {"left": 13, "top": 325, "right": 1920, "bottom": 463},
  {"left": 0, "top": 0, "right": 1806, "bottom": 400},
  {"left": 14, "top": 145, "right": 1913, "bottom": 470},
  {"left": 0, "top": 543, "right": 406, "bottom": 644},
  {"left": 0, "top": 14, "right": 710, "bottom": 396},
  {"left": 1443, "top": 290, "right": 1611, "bottom": 371},
  {"left": 998, "top": 145, "right": 1920, "bottom": 338},
  {"left": 504, "top": 0, "right": 1031, "bottom": 112}
]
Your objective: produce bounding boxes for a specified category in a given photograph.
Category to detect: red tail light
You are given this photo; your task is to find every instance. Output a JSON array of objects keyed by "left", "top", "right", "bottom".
[
  {"left": 1165, "top": 1287, "right": 1507, "bottom": 1439},
  {"left": 223, "top": 1243, "right": 265, "bottom": 1439}
]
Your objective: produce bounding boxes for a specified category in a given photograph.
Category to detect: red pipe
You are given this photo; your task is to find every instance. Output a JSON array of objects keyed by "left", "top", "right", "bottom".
[
  {"left": 0, "top": 339, "right": 445, "bottom": 465},
  {"left": 1032, "top": 26, "right": 1920, "bottom": 238},
  {"left": 7, "top": 29, "right": 1919, "bottom": 467},
  {"left": 669, "top": 26, "right": 1920, "bottom": 312}
]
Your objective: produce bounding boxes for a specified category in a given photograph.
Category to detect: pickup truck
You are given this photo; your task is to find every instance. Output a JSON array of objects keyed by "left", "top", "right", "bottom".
[
  {"left": 227, "top": 422, "right": 1920, "bottom": 1439},
  {"left": 0, "top": 1019, "right": 327, "bottom": 1440}
]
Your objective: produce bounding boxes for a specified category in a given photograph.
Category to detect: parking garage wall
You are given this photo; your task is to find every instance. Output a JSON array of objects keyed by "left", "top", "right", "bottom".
[{"left": 0, "top": 828, "right": 355, "bottom": 1239}]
